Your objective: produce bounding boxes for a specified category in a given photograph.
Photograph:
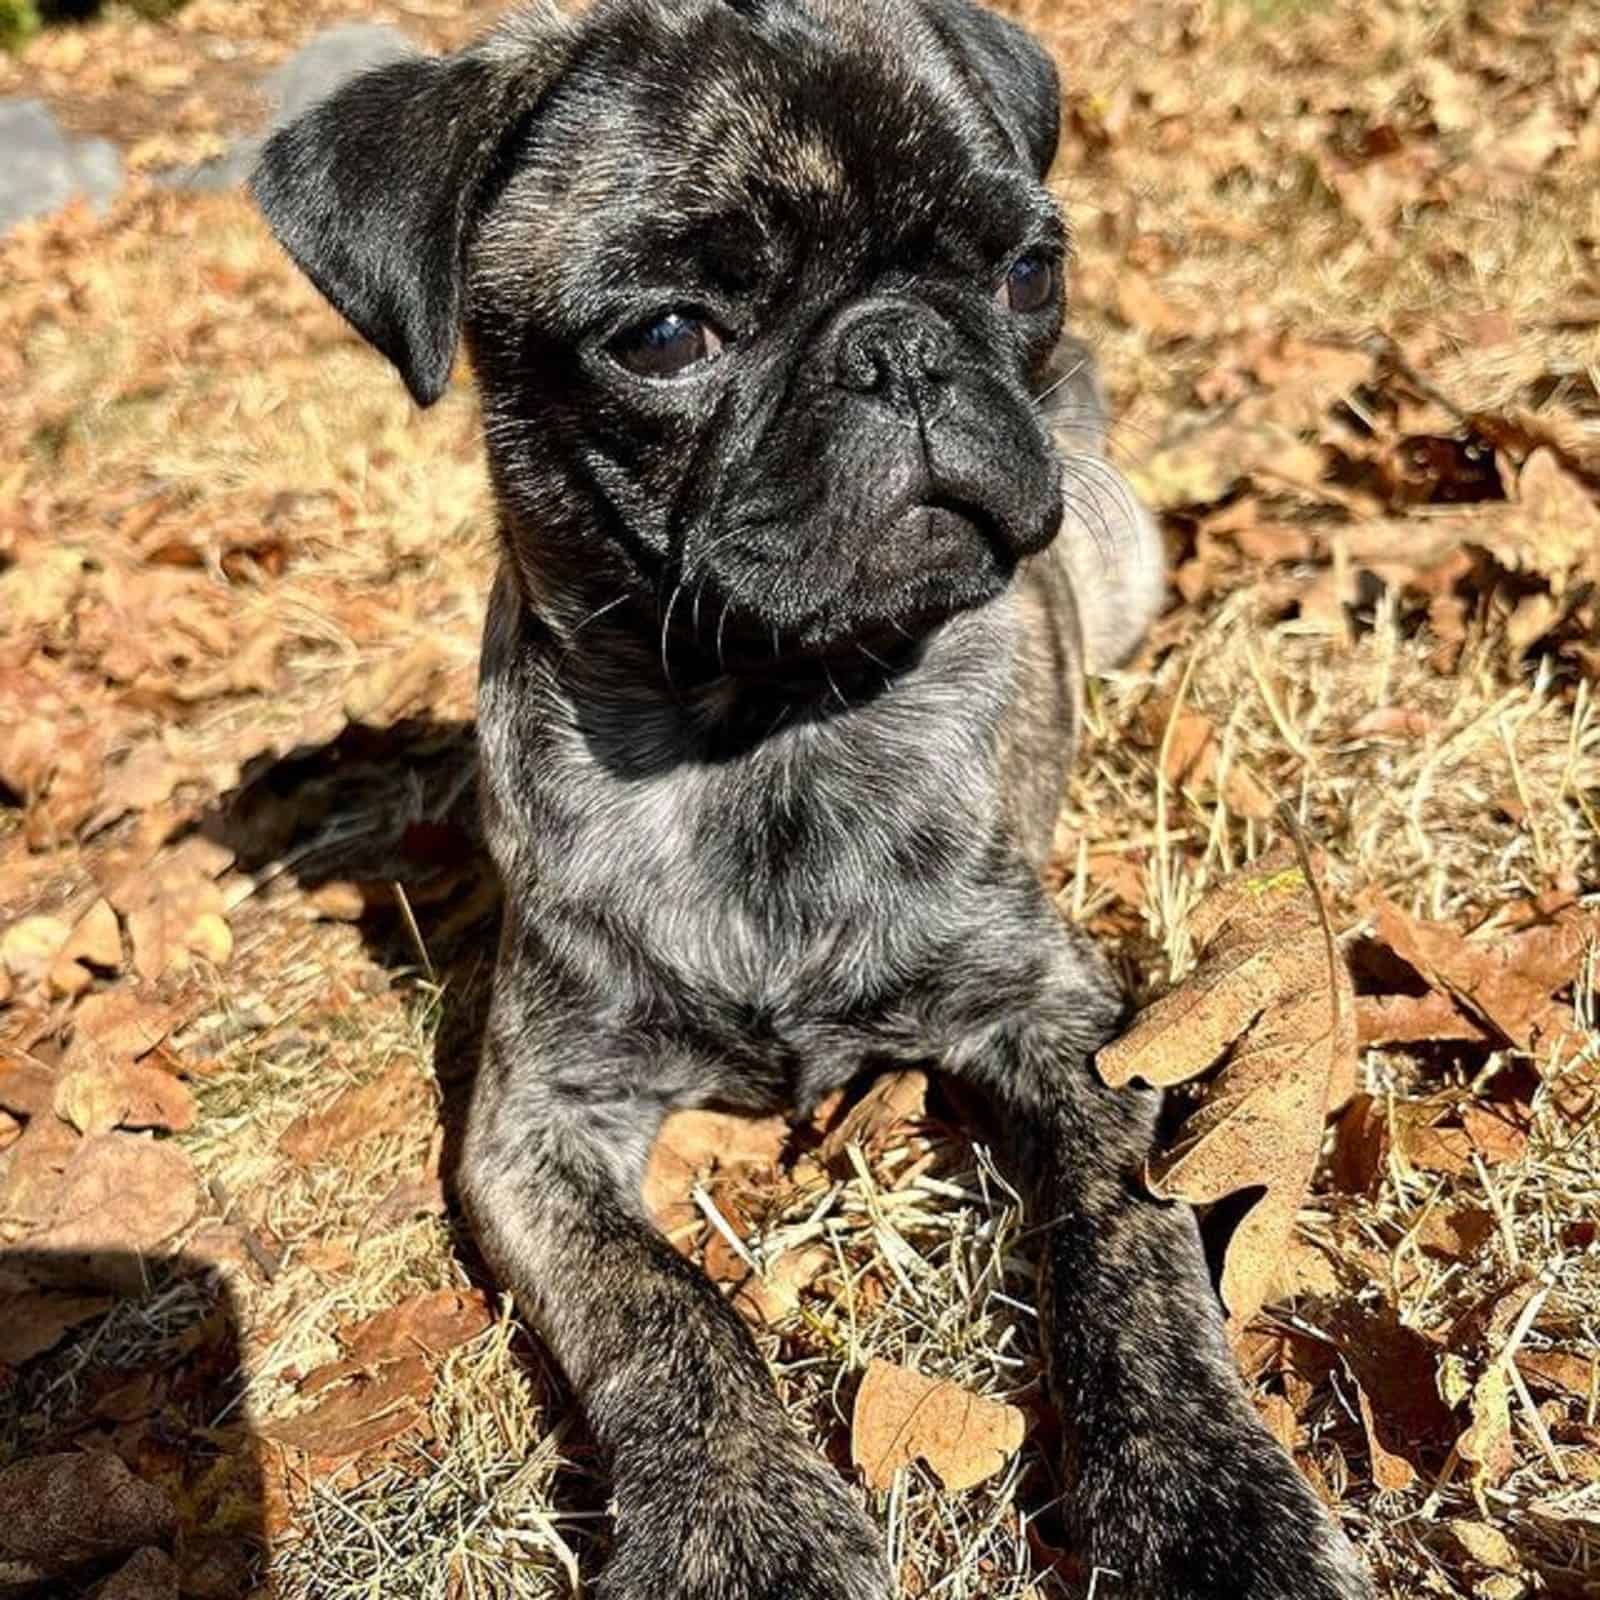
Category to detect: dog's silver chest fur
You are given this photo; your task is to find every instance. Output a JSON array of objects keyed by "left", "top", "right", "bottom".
[{"left": 477, "top": 561, "right": 1050, "bottom": 1109}]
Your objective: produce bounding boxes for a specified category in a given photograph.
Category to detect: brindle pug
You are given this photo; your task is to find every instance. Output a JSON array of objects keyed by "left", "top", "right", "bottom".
[{"left": 252, "top": 1, "right": 1374, "bottom": 1594}]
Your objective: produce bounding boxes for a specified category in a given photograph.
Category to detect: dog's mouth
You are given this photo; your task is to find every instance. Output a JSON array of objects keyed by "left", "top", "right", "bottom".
[
  {"left": 651, "top": 477, "right": 1044, "bottom": 691},
  {"left": 905, "top": 493, "right": 1010, "bottom": 560}
]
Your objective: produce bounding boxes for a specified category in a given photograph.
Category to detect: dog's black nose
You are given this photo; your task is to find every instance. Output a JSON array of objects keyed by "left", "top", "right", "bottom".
[{"left": 832, "top": 304, "right": 955, "bottom": 418}]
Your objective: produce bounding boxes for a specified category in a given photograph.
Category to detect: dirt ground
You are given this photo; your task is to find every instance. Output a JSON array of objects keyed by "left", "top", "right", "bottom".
[{"left": 1, "top": 0, "right": 1598, "bottom": 1596}]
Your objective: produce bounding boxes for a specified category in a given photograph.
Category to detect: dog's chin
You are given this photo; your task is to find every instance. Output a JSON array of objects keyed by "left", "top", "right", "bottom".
[
  {"left": 801, "top": 499, "right": 1026, "bottom": 651},
  {"left": 692, "top": 507, "right": 1016, "bottom": 682}
]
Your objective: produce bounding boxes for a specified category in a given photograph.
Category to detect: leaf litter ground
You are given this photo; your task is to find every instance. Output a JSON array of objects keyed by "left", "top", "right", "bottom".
[{"left": 2, "top": 0, "right": 1600, "bottom": 1596}]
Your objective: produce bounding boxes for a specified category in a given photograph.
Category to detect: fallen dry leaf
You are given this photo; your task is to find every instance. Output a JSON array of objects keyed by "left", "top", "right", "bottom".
[
  {"left": 22, "top": 1133, "right": 200, "bottom": 1276},
  {"left": 1329, "top": 1093, "right": 1388, "bottom": 1194},
  {"left": 1358, "top": 1385, "right": 1416, "bottom": 1491},
  {"left": 1325, "top": 1302, "right": 1455, "bottom": 1469},
  {"left": 701, "top": 1183, "right": 758, "bottom": 1284},
  {"left": 643, "top": 1106, "right": 790, "bottom": 1234},
  {"left": 1457, "top": 1363, "right": 1517, "bottom": 1487},
  {"left": 1448, "top": 1520, "right": 1520, "bottom": 1574},
  {"left": 48, "top": 955, "right": 92, "bottom": 998},
  {"left": 278, "top": 1060, "right": 435, "bottom": 1163},
  {"left": 1254, "top": 1390, "right": 1299, "bottom": 1454},
  {"left": 97, "top": 1546, "right": 180, "bottom": 1600},
  {"left": 0, "top": 1115, "right": 80, "bottom": 1241},
  {"left": 0, "top": 1052, "right": 57, "bottom": 1118},
  {"left": 1511, "top": 450, "right": 1600, "bottom": 585},
  {"left": 1416, "top": 1206, "right": 1495, "bottom": 1261},
  {"left": 1460, "top": 1104, "right": 1530, "bottom": 1164},
  {"left": 1395, "top": 1101, "right": 1529, "bottom": 1175},
  {"left": 69, "top": 991, "right": 183, "bottom": 1062},
  {"left": 731, "top": 1244, "right": 833, "bottom": 1325},
  {"left": 57, "top": 896, "right": 123, "bottom": 973},
  {"left": 0, "top": 1283, "right": 113, "bottom": 1366},
  {"left": 340, "top": 1288, "right": 494, "bottom": 1364},
  {"left": 0, "top": 1452, "right": 175, "bottom": 1583},
  {"left": 52, "top": 1058, "right": 196, "bottom": 1137},
  {"left": 1097, "top": 851, "right": 1356, "bottom": 1326},
  {"left": 1372, "top": 898, "right": 1581, "bottom": 1054},
  {"left": 0, "top": 666, "right": 107, "bottom": 845},
  {"left": 817, "top": 1069, "right": 929, "bottom": 1168},
  {"left": 261, "top": 1353, "right": 433, "bottom": 1461},
  {"left": 1347, "top": 706, "right": 1434, "bottom": 741},
  {"left": 851, "top": 1359, "right": 1025, "bottom": 1492},
  {"left": 1516, "top": 1349, "right": 1598, "bottom": 1401},
  {"left": 0, "top": 914, "right": 69, "bottom": 985},
  {"left": 1355, "top": 990, "right": 1489, "bottom": 1047},
  {"left": 363, "top": 1171, "right": 449, "bottom": 1236},
  {"left": 124, "top": 868, "right": 231, "bottom": 981}
]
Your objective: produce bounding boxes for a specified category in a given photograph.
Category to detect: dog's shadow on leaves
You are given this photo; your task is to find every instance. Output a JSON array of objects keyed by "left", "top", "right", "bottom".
[
  {"left": 0, "top": 1248, "right": 265, "bottom": 1597},
  {"left": 196, "top": 713, "right": 613, "bottom": 1586},
  {"left": 199, "top": 713, "right": 498, "bottom": 1184}
]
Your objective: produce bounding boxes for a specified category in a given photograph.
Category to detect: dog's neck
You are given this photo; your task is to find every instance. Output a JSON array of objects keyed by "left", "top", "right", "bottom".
[{"left": 497, "top": 544, "right": 995, "bottom": 763}]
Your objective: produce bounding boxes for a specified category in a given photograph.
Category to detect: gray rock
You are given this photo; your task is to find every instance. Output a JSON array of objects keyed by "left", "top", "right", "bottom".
[
  {"left": 0, "top": 99, "right": 124, "bottom": 235},
  {"left": 162, "top": 135, "right": 262, "bottom": 194},
  {"left": 162, "top": 22, "right": 414, "bottom": 195},
  {"left": 1, "top": 20, "right": 414, "bottom": 216},
  {"left": 262, "top": 22, "right": 416, "bottom": 129}
]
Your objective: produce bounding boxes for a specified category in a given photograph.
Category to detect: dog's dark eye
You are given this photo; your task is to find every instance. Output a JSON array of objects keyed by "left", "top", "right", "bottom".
[
  {"left": 998, "top": 254, "right": 1057, "bottom": 315},
  {"left": 612, "top": 312, "right": 725, "bottom": 378}
]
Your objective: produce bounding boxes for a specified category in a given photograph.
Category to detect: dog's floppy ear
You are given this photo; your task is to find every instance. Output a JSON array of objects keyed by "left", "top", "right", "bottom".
[
  {"left": 250, "top": 19, "right": 565, "bottom": 407},
  {"left": 922, "top": 0, "right": 1061, "bottom": 178}
]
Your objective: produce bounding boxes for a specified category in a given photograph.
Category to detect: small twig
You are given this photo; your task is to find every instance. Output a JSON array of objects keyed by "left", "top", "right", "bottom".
[
  {"left": 207, "top": 1175, "right": 280, "bottom": 1282},
  {"left": 1420, "top": 1442, "right": 1462, "bottom": 1518},
  {"left": 1276, "top": 802, "right": 1346, "bottom": 1070},
  {"left": 392, "top": 880, "right": 436, "bottom": 981},
  {"left": 691, "top": 1183, "right": 760, "bottom": 1275},
  {"left": 1508, "top": 1357, "right": 1568, "bottom": 1483},
  {"left": 1471, "top": 1153, "right": 1521, "bottom": 1271},
  {"left": 1496, "top": 1273, "right": 1567, "bottom": 1482},
  {"left": 1155, "top": 649, "right": 1204, "bottom": 960}
]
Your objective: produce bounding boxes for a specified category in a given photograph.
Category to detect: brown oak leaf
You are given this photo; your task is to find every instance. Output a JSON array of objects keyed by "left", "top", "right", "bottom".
[
  {"left": 0, "top": 1278, "right": 113, "bottom": 1366},
  {"left": 23, "top": 1133, "right": 200, "bottom": 1276},
  {"left": 0, "top": 1453, "right": 175, "bottom": 1583},
  {"left": 642, "top": 1107, "right": 790, "bottom": 1238},
  {"left": 1096, "top": 850, "right": 1355, "bottom": 1328},
  {"left": 277, "top": 1060, "right": 435, "bottom": 1163},
  {"left": 1371, "top": 897, "right": 1593, "bottom": 1055},
  {"left": 53, "top": 1059, "right": 196, "bottom": 1137},
  {"left": 850, "top": 1359, "right": 1025, "bottom": 1492},
  {"left": 261, "top": 1354, "right": 433, "bottom": 1461}
]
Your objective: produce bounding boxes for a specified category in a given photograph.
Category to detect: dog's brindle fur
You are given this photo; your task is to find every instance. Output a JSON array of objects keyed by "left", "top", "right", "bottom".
[{"left": 253, "top": 0, "right": 1374, "bottom": 1594}]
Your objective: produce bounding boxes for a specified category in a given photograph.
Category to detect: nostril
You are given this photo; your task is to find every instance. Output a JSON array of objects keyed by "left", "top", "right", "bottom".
[
  {"left": 915, "top": 334, "right": 953, "bottom": 382},
  {"left": 836, "top": 331, "right": 890, "bottom": 395}
]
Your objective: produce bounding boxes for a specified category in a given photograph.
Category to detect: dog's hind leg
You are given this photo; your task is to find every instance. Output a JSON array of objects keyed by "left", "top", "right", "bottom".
[
  {"left": 459, "top": 957, "right": 891, "bottom": 1600},
  {"left": 933, "top": 907, "right": 1375, "bottom": 1600}
]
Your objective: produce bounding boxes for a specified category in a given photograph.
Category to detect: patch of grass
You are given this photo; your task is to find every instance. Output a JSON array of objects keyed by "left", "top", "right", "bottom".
[{"left": 0, "top": 0, "right": 39, "bottom": 51}]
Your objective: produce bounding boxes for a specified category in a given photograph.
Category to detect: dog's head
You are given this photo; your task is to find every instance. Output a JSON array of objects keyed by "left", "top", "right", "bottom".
[{"left": 254, "top": 0, "right": 1105, "bottom": 661}]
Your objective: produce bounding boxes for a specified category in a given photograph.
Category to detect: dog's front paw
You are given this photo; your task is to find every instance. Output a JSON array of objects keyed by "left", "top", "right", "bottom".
[
  {"left": 1118, "top": 1441, "right": 1374, "bottom": 1600},
  {"left": 600, "top": 1444, "right": 891, "bottom": 1600}
]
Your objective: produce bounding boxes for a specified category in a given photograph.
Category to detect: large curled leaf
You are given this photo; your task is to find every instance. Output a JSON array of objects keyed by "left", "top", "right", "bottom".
[{"left": 1097, "top": 851, "right": 1355, "bottom": 1328}]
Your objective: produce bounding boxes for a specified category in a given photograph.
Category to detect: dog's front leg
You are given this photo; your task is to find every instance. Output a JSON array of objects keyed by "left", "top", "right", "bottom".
[
  {"left": 460, "top": 961, "right": 891, "bottom": 1600},
  {"left": 939, "top": 920, "right": 1374, "bottom": 1600}
]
